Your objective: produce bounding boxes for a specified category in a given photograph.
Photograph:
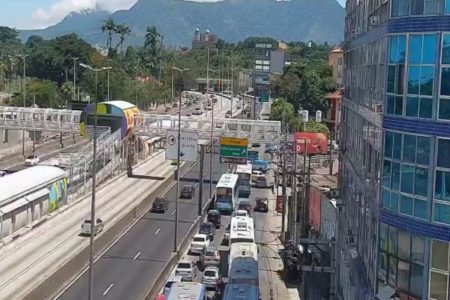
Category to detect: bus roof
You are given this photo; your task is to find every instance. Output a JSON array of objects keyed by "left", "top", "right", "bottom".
[
  {"left": 229, "top": 257, "right": 259, "bottom": 280},
  {"left": 166, "top": 282, "right": 205, "bottom": 300},
  {"left": 0, "top": 166, "right": 66, "bottom": 205},
  {"left": 216, "top": 173, "right": 239, "bottom": 189},
  {"left": 230, "top": 242, "right": 258, "bottom": 262},
  {"left": 236, "top": 163, "right": 252, "bottom": 174},
  {"left": 224, "top": 284, "right": 259, "bottom": 300}
]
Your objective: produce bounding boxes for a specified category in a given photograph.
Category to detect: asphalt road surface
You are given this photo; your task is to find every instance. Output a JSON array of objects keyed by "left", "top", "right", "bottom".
[{"left": 58, "top": 153, "right": 227, "bottom": 300}]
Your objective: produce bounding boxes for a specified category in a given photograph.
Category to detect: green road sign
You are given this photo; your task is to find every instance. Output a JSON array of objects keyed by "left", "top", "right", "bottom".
[
  {"left": 260, "top": 91, "right": 269, "bottom": 102},
  {"left": 220, "top": 145, "right": 248, "bottom": 158}
]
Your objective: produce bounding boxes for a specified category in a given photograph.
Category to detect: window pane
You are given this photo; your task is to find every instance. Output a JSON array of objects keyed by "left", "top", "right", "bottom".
[
  {"left": 388, "top": 226, "right": 398, "bottom": 255},
  {"left": 414, "top": 199, "right": 427, "bottom": 219},
  {"left": 443, "top": 34, "right": 450, "bottom": 64},
  {"left": 414, "top": 167, "right": 429, "bottom": 197},
  {"left": 409, "top": 35, "right": 422, "bottom": 64},
  {"left": 393, "top": 133, "right": 402, "bottom": 160},
  {"left": 392, "top": 0, "right": 410, "bottom": 17},
  {"left": 401, "top": 164, "right": 415, "bottom": 194},
  {"left": 425, "top": 0, "right": 440, "bottom": 15},
  {"left": 399, "top": 35, "right": 407, "bottom": 62},
  {"left": 395, "top": 96, "right": 403, "bottom": 115},
  {"left": 387, "top": 95, "right": 395, "bottom": 114},
  {"left": 430, "top": 271, "right": 448, "bottom": 300},
  {"left": 408, "top": 66, "right": 420, "bottom": 95},
  {"left": 441, "top": 67, "right": 450, "bottom": 96},
  {"left": 390, "top": 36, "right": 398, "bottom": 63},
  {"left": 388, "top": 256, "right": 397, "bottom": 286},
  {"left": 379, "top": 252, "right": 387, "bottom": 280},
  {"left": 435, "top": 170, "right": 450, "bottom": 201},
  {"left": 439, "top": 98, "right": 450, "bottom": 119},
  {"left": 383, "top": 160, "right": 392, "bottom": 187},
  {"left": 406, "top": 96, "right": 419, "bottom": 117},
  {"left": 380, "top": 223, "right": 389, "bottom": 251},
  {"left": 391, "top": 192, "right": 399, "bottom": 211},
  {"left": 398, "top": 231, "right": 411, "bottom": 259},
  {"left": 432, "top": 240, "right": 449, "bottom": 271},
  {"left": 397, "top": 64, "right": 405, "bottom": 94},
  {"left": 447, "top": 0, "right": 450, "bottom": 13},
  {"left": 392, "top": 162, "right": 401, "bottom": 190},
  {"left": 416, "top": 136, "right": 430, "bottom": 165},
  {"left": 437, "top": 139, "right": 450, "bottom": 168},
  {"left": 388, "top": 66, "right": 396, "bottom": 93},
  {"left": 400, "top": 195, "right": 414, "bottom": 215},
  {"left": 411, "top": 0, "right": 424, "bottom": 15},
  {"left": 422, "top": 34, "right": 437, "bottom": 64},
  {"left": 411, "top": 236, "right": 424, "bottom": 264},
  {"left": 397, "top": 260, "right": 410, "bottom": 290},
  {"left": 382, "top": 189, "right": 391, "bottom": 208},
  {"left": 420, "top": 66, "right": 434, "bottom": 96},
  {"left": 410, "top": 264, "right": 424, "bottom": 297},
  {"left": 435, "top": 203, "right": 450, "bottom": 224},
  {"left": 419, "top": 97, "right": 433, "bottom": 118},
  {"left": 403, "top": 134, "right": 416, "bottom": 163},
  {"left": 385, "top": 131, "right": 393, "bottom": 158}
]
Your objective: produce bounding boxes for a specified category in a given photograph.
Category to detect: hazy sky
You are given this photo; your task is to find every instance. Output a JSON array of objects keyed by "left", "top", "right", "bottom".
[{"left": 0, "top": 0, "right": 345, "bottom": 30}]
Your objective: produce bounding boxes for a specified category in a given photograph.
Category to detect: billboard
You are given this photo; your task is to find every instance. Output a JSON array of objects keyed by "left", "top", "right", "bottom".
[{"left": 294, "top": 132, "right": 328, "bottom": 155}]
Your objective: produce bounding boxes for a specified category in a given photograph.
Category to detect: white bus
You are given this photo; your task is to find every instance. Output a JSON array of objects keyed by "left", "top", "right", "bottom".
[
  {"left": 230, "top": 216, "right": 255, "bottom": 244},
  {"left": 215, "top": 173, "right": 239, "bottom": 214},
  {"left": 166, "top": 282, "right": 207, "bottom": 300},
  {"left": 229, "top": 242, "right": 258, "bottom": 268},
  {"left": 236, "top": 163, "right": 252, "bottom": 198}
]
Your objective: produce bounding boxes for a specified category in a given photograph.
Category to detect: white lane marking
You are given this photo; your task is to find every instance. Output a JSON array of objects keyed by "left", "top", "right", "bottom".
[
  {"left": 133, "top": 251, "right": 141, "bottom": 260},
  {"left": 171, "top": 209, "right": 176, "bottom": 216},
  {"left": 102, "top": 283, "right": 114, "bottom": 296},
  {"left": 154, "top": 228, "right": 161, "bottom": 236}
]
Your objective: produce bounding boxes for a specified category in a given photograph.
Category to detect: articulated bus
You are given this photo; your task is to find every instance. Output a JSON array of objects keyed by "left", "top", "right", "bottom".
[
  {"left": 236, "top": 163, "right": 252, "bottom": 198},
  {"left": 223, "top": 284, "right": 259, "bottom": 300},
  {"left": 166, "top": 282, "right": 206, "bottom": 300},
  {"left": 229, "top": 216, "right": 255, "bottom": 244},
  {"left": 215, "top": 173, "right": 239, "bottom": 214},
  {"left": 229, "top": 242, "right": 258, "bottom": 269}
]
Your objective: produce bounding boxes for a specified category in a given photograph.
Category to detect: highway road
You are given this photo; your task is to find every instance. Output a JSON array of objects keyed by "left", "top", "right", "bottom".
[{"left": 58, "top": 153, "right": 228, "bottom": 300}]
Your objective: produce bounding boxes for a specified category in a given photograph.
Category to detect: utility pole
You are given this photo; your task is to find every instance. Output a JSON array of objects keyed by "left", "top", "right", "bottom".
[
  {"left": 281, "top": 108, "right": 287, "bottom": 241},
  {"left": 32, "top": 93, "right": 36, "bottom": 152},
  {"left": 199, "top": 144, "right": 205, "bottom": 216},
  {"left": 71, "top": 57, "right": 79, "bottom": 101},
  {"left": 292, "top": 146, "right": 298, "bottom": 243},
  {"left": 252, "top": 69, "right": 256, "bottom": 120},
  {"left": 329, "top": 129, "right": 334, "bottom": 175},
  {"left": 18, "top": 54, "right": 28, "bottom": 157}
]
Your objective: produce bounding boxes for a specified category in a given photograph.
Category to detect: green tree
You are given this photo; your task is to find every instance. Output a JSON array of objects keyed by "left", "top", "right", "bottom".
[
  {"left": 115, "top": 23, "right": 131, "bottom": 53},
  {"left": 11, "top": 80, "right": 62, "bottom": 108},
  {"left": 142, "top": 26, "right": 163, "bottom": 77},
  {"left": 305, "top": 121, "right": 330, "bottom": 134},
  {"left": 101, "top": 17, "right": 117, "bottom": 52}
]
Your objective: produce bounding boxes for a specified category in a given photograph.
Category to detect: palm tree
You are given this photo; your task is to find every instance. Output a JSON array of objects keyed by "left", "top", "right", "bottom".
[
  {"left": 115, "top": 23, "right": 131, "bottom": 53},
  {"left": 101, "top": 17, "right": 117, "bottom": 50},
  {"left": 143, "top": 26, "right": 163, "bottom": 77}
]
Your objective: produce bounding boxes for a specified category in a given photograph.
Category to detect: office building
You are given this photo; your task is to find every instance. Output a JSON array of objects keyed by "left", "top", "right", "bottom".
[{"left": 339, "top": 1, "right": 450, "bottom": 299}]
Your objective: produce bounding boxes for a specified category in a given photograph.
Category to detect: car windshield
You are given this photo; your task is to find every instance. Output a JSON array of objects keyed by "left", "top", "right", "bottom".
[
  {"left": 84, "top": 220, "right": 92, "bottom": 224},
  {"left": 205, "top": 251, "right": 216, "bottom": 256},
  {"left": 204, "top": 270, "right": 217, "bottom": 277},
  {"left": 26, "top": 155, "right": 35, "bottom": 159},
  {"left": 200, "top": 224, "right": 211, "bottom": 230},
  {"left": 182, "top": 186, "right": 191, "bottom": 191},
  {"left": 193, "top": 237, "right": 205, "bottom": 242},
  {"left": 165, "top": 281, "right": 174, "bottom": 288},
  {"left": 178, "top": 263, "right": 190, "bottom": 269}
]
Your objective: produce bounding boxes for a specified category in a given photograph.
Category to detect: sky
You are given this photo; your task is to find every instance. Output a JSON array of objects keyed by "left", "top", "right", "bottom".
[{"left": 0, "top": 0, "right": 346, "bottom": 30}]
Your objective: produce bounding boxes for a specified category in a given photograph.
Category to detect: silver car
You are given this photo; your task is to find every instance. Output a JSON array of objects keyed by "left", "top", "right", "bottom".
[{"left": 202, "top": 266, "right": 221, "bottom": 289}]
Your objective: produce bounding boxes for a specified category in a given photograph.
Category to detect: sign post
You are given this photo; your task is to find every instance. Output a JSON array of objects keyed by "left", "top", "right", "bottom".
[
  {"left": 165, "top": 130, "right": 199, "bottom": 162},
  {"left": 219, "top": 137, "right": 248, "bottom": 164}
]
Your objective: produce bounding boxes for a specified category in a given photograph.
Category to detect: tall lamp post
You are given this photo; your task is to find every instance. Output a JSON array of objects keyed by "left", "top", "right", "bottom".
[
  {"left": 18, "top": 54, "right": 28, "bottom": 156},
  {"left": 207, "top": 68, "right": 218, "bottom": 198},
  {"left": 70, "top": 57, "right": 79, "bottom": 101},
  {"left": 79, "top": 63, "right": 112, "bottom": 300},
  {"left": 172, "top": 66, "right": 189, "bottom": 254}
]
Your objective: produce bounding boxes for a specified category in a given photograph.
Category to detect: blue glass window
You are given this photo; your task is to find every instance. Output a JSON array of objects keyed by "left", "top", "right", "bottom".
[
  {"left": 422, "top": 34, "right": 436, "bottom": 64},
  {"left": 391, "top": 193, "right": 399, "bottom": 211},
  {"left": 395, "top": 96, "right": 403, "bottom": 115},
  {"left": 393, "top": 133, "right": 402, "bottom": 160},
  {"left": 385, "top": 131, "right": 393, "bottom": 158},
  {"left": 414, "top": 199, "right": 427, "bottom": 219},
  {"left": 403, "top": 134, "right": 416, "bottom": 163},
  {"left": 387, "top": 95, "right": 395, "bottom": 115},
  {"left": 400, "top": 196, "right": 414, "bottom": 215},
  {"left": 416, "top": 136, "right": 430, "bottom": 165},
  {"left": 437, "top": 139, "right": 450, "bottom": 168},
  {"left": 434, "top": 203, "right": 450, "bottom": 224},
  {"left": 382, "top": 189, "right": 391, "bottom": 208},
  {"left": 398, "top": 36, "right": 407, "bottom": 63},
  {"left": 435, "top": 170, "right": 450, "bottom": 201},
  {"left": 408, "top": 66, "right": 420, "bottom": 95},
  {"left": 401, "top": 164, "right": 415, "bottom": 194},
  {"left": 390, "top": 36, "right": 399, "bottom": 63},
  {"left": 392, "top": 0, "right": 410, "bottom": 17},
  {"left": 406, "top": 97, "right": 419, "bottom": 117},
  {"left": 409, "top": 35, "right": 422, "bottom": 64},
  {"left": 441, "top": 68, "right": 450, "bottom": 96},
  {"left": 390, "top": 35, "right": 407, "bottom": 63},
  {"left": 442, "top": 34, "right": 450, "bottom": 64},
  {"left": 420, "top": 66, "right": 434, "bottom": 96},
  {"left": 392, "top": 162, "right": 401, "bottom": 190},
  {"left": 383, "top": 160, "right": 392, "bottom": 187},
  {"left": 388, "top": 66, "right": 396, "bottom": 93},
  {"left": 419, "top": 98, "right": 433, "bottom": 118},
  {"left": 415, "top": 167, "right": 429, "bottom": 197},
  {"left": 439, "top": 98, "right": 450, "bottom": 119},
  {"left": 411, "top": 0, "right": 425, "bottom": 15}
]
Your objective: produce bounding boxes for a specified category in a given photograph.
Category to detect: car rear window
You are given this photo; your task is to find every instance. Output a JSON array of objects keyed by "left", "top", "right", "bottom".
[
  {"left": 205, "top": 251, "right": 216, "bottom": 256},
  {"left": 204, "top": 270, "right": 216, "bottom": 277},
  {"left": 178, "top": 263, "right": 191, "bottom": 269},
  {"left": 193, "top": 237, "right": 205, "bottom": 242}
]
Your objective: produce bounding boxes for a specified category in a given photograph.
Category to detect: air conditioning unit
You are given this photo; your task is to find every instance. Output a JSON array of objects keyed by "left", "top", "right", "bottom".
[
  {"left": 369, "top": 16, "right": 379, "bottom": 26},
  {"left": 372, "top": 104, "right": 383, "bottom": 114},
  {"left": 347, "top": 235, "right": 357, "bottom": 245},
  {"left": 347, "top": 228, "right": 353, "bottom": 236}
]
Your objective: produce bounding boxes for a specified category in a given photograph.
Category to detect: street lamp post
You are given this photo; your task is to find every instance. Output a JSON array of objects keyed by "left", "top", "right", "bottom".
[
  {"left": 70, "top": 57, "right": 79, "bottom": 101},
  {"left": 79, "top": 63, "right": 111, "bottom": 300},
  {"left": 18, "top": 54, "right": 28, "bottom": 156},
  {"left": 207, "top": 68, "right": 218, "bottom": 198},
  {"left": 172, "top": 66, "right": 189, "bottom": 255}
]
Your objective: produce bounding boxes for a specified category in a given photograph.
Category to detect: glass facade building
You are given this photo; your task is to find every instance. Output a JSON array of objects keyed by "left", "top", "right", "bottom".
[{"left": 340, "top": 1, "right": 450, "bottom": 299}]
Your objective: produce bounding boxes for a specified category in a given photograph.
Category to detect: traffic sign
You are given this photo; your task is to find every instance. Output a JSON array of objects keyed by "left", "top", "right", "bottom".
[
  {"left": 219, "top": 137, "right": 248, "bottom": 164},
  {"left": 219, "top": 137, "right": 248, "bottom": 147},
  {"left": 220, "top": 157, "right": 247, "bottom": 164},
  {"left": 220, "top": 145, "right": 247, "bottom": 157},
  {"left": 260, "top": 91, "right": 269, "bottom": 102},
  {"left": 165, "top": 130, "right": 199, "bottom": 162}
]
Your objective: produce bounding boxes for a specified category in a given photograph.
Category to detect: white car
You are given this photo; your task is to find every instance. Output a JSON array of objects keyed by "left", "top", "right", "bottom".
[
  {"left": 202, "top": 266, "right": 221, "bottom": 289},
  {"left": 25, "top": 154, "right": 40, "bottom": 166},
  {"left": 0, "top": 170, "right": 7, "bottom": 177},
  {"left": 190, "top": 234, "right": 210, "bottom": 254},
  {"left": 163, "top": 275, "right": 182, "bottom": 294},
  {"left": 234, "top": 210, "right": 249, "bottom": 218},
  {"left": 81, "top": 219, "right": 104, "bottom": 236},
  {"left": 175, "top": 260, "right": 195, "bottom": 281},
  {"left": 252, "top": 170, "right": 264, "bottom": 181}
]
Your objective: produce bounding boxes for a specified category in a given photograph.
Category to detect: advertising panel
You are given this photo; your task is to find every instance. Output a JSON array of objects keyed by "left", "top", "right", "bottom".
[
  {"left": 276, "top": 195, "right": 284, "bottom": 214},
  {"left": 309, "top": 187, "right": 322, "bottom": 233},
  {"left": 294, "top": 132, "right": 328, "bottom": 155}
]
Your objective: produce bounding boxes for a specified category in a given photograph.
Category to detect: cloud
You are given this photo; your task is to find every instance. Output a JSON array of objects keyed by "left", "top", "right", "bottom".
[{"left": 31, "top": 0, "right": 138, "bottom": 29}]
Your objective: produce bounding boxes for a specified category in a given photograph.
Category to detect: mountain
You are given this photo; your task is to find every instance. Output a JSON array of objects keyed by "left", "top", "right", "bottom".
[{"left": 20, "top": 0, "right": 344, "bottom": 46}]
